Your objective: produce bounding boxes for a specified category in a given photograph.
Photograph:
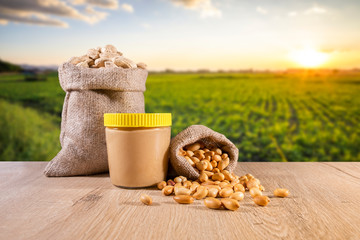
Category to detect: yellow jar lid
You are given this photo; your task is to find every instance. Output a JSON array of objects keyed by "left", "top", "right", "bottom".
[{"left": 104, "top": 113, "right": 172, "bottom": 127}]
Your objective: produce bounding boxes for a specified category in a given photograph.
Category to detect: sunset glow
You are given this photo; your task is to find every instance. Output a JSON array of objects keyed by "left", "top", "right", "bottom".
[{"left": 289, "top": 47, "right": 330, "bottom": 68}]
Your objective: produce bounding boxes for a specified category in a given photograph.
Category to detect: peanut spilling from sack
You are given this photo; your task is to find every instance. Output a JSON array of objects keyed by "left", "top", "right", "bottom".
[
  {"left": 180, "top": 142, "right": 231, "bottom": 175},
  {"left": 148, "top": 142, "right": 291, "bottom": 211},
  {"left": 69, "top": 44, "right": 147, "bottom": 69}
]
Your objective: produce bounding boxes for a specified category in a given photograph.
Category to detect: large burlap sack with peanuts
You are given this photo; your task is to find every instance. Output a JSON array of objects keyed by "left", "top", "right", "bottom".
[
  {"left": 170, "top": 125, "right": 239, "bottom": 180},
  {"left": 44, "top": 61, "right": 147, "bottom": 176}
]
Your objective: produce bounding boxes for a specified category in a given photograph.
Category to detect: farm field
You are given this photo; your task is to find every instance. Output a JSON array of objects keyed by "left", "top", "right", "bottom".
[{"left": 0, "top": 71, "right": 359, "bottom": 161}]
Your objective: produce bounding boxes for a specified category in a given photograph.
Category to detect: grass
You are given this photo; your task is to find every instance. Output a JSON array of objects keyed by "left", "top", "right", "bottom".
[
  {"left": 0, "top": 99, "right": 60, "bottom": 161},
  {"left": 0, "top": 71, "right": 359, "bottom": 161}
]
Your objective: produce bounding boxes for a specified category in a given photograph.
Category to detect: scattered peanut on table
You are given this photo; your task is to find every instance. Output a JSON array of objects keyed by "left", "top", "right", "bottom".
[
  {"left": 249, "top": 188, "right": 262, "bottom": 198},
  {"left": 221, "top": 198, "right": 240, "bottom": 211},
  {"left": 274, "top": 188, "right": 290, "bottom": 198},
  {"left": 162, "top": 186, "right": 174, "bottom": 196},
  {"left": 230, "top": 192, "right": 245, "bottom": 201},
  {"left": 253, "top": 196, "right": 270, "bottom": 206},
  {"left": 140, "top": 194, "right": 152, "bottom": 205},
  {"left": 157, "top": 181, "right": 167, "bottom": 190},
  {"left": 139, "top": 141, "right": 291, "bottom": 212},
  {"left": 174, "top": 195, "right": 194, "bottom": 204},
  {"left": 204, "top": 197, "right": 222, "bottom": 209}
]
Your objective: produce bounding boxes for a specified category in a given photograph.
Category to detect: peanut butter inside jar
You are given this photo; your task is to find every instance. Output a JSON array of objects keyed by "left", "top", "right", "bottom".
[{"left": 104, "top": 113, "right": 172, "bottom": 188}]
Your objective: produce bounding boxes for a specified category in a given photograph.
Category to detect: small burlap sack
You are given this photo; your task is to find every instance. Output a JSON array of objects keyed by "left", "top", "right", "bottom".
[
  {"left": 44, "top": 62, "right": 147, "bottom": 176},
  {"left": 170, "top": 125, "right": 239, "bottom": 180}
]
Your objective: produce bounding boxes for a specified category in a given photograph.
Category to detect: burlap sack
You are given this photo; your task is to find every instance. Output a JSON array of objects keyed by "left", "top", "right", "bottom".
[
  {"left": 44, "top": 62, "right": 147, "bottom": 176},
  {"left": 170, "top": 125, "right": 239, "bottom": 180}
]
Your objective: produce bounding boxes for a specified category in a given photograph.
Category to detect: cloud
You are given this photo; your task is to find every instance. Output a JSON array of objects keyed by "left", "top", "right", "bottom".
[
  {"left": 71, "top": 0, "right": 118, "bottom": 9},
  {"left": 0, "top": 7, "right": 68, "bottom": 27},
  {"left": 287, "top": 5, "right": 327, "bottom": 18},
  {"left": 305, "top": 6, "right": 327, "bottom": 15},
  {"left": 84, "top": 6, "right": 108, "bottom": 24},
  {"left": 171, "top": 0, "right": 222, "bottom": 18},
  {"left": 256, "top": 6, "right": 267, "bottom": 15},
  {"left": 121, "top": 3, "right": 134, "bottom": 13},
  {"left": 0, "top": 0, "right": 118, "bottom": 27}
]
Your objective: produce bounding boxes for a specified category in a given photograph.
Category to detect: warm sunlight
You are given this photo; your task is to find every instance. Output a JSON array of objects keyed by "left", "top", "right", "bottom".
[{"left": 289, "top": 47, "right": 330, "bottom": 68}]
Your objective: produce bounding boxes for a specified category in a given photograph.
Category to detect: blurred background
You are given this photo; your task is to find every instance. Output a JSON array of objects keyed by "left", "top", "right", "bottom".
[{"left": 0, "top": 0, "right": 359, "bottom": 162}]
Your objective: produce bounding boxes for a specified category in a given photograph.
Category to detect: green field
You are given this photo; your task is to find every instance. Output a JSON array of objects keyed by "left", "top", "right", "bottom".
[{"left": 0, "top": 71, "right": 359, "bottom": 161}]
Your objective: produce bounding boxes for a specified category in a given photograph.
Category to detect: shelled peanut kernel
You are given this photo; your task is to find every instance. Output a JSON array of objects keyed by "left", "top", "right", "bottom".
[
  {"left": 174, "top": 195, "right": 194, "bottom": 204},
  {"left": 230, "top": 192, "right": 244, "bottom": 201},
  {"left": 274, "top": 188, "right": 290, "bottom": 197},
  {"left": 221, "top": 198, "right": 240, "bottom": 211},
  {"left": 254, "top": 196, "right": 270, "bottom": 206},
  {"left": 157, "top": 181, "right": 167, "bottom": 190},
  {"left": 140, "top": 194, "right": 152, "bottom": 205},
  {"left": 204, "top": 197, "right": 222, "bottom": 209},
  {"left": 249, "top": 188, "right": 262, "bottom": 198}
]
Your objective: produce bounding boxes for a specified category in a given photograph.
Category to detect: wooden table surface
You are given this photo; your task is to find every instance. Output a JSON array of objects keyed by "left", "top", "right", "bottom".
[{"left": 1, "top": 162, "right": 360, "bottom": 240}]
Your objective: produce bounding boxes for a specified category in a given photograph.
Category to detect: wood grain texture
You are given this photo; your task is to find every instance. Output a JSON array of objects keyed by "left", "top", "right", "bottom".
[{"left": 1, "top": 162, "right": 360, "bottom": 240}]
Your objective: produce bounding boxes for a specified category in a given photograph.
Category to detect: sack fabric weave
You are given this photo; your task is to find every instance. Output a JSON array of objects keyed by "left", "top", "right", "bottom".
[
  {"left": 169, "top": 125, "right": 239, "bottom": 180},
  {"left": 44, "top": 62, "right": 147, "bottom": 176}
]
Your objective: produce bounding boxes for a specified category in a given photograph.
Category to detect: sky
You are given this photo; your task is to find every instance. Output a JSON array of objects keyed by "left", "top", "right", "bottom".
[{"left": 0, "top": 0, "right": 360, "bottom": 71}]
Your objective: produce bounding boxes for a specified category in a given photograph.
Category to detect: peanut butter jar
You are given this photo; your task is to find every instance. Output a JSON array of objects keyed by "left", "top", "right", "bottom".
[{"left": 104, "top": 113, "right": 172, "bottom": 188}]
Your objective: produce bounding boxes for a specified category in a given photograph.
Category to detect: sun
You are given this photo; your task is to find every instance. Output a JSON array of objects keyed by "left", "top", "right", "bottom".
[{"left": 289, "top": 47, "right": 329, "bottom": 68}]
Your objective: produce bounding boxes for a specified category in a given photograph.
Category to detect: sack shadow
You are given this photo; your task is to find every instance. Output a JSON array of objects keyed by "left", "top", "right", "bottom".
[{"left": 87, "top": 173, "right": 109, "bottom": 178}]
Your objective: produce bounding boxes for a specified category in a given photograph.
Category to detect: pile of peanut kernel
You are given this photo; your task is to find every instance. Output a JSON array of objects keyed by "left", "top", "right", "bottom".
[
  {"left": 69, "top": 44, "right": 147, "bottom": 69},
  {"left": 140, "top": 141, "right": 290, "bottom": 211},
  {"left": 179, "top": 141, "right": 230, "bottom": 177}
]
